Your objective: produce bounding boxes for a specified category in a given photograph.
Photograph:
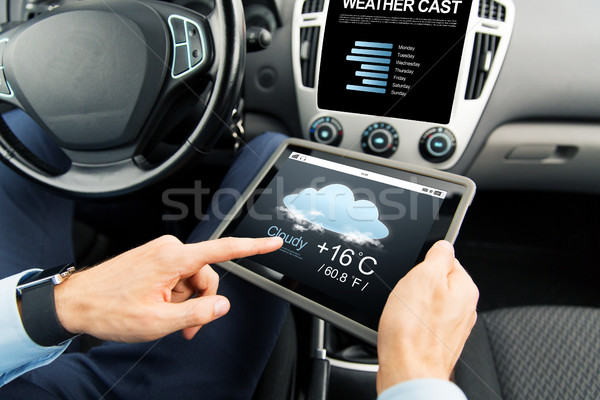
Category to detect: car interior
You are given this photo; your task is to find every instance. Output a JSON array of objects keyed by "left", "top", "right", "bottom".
[{"left": 0, "top": 0, "right": 599, "bottom": 399}]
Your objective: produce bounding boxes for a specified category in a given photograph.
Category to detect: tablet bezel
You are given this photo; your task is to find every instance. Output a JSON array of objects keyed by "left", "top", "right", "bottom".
[{"left": 211, "top": 139, "right": 475, "bottom": 345}]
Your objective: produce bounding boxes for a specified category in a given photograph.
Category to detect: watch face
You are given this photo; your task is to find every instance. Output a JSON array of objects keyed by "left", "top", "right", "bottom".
[{"left": 16, "top": 264, "right": 75, "bottom": 295}]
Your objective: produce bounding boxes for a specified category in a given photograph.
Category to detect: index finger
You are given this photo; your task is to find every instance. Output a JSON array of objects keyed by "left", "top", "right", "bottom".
[{"left": 185, "top": 236, "right": 283, "bottom": 269}]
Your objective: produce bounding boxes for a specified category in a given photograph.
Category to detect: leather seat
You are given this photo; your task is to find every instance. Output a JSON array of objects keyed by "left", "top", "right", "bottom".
[{"left": 454, "top": 306, "right": 600, "bottom": 400}]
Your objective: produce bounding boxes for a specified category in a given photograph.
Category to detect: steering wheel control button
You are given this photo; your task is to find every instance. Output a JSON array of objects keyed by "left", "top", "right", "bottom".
[
  {"left": 0, "top": 39, "right": 7, "bottom": 64},
  {"left": 310, "top": 117, "right": 343, "bottom": 146},
  {"left": 419, "top": 127, "right": 456, "bottom": 163},
  {"left": 0, "top": 39, "right": 11, "bottom": 97},
  {"left": 170, "top": 18, "right": 186, "bottom": 44},
  {"left": 173, "top": 46, "right": 189, "bottom": 76},
  {"left": 0, "top": 70, "right": 10, "bottom": 95},
  {"left": 361, "top": 123, "right": 398, "bottom": 157},
  {"left": 188, "top": 26, "right": 204, "bottom": 67},
  {"left": 168, "top": 15, "right": 207, "bottom": 78}
]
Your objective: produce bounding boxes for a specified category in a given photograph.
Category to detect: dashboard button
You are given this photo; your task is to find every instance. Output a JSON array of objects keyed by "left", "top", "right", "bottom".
[
  {"left": 429, "top": 134, "right": 449, "bottom": 155},
  {"left": 368, "top": 130, "right": 392, "bottom": 152},
  {"left": 419, "top": 127, "right": 456, "bottom": 163},
  {"left": 316, "top": 124, "right": 335, "bottom": 142},
  {"left": 361, "top": 123, "right": 398, "bottom": 157},
  {"left": 310, "top": 117, "right": 343, "bottom": 146}
]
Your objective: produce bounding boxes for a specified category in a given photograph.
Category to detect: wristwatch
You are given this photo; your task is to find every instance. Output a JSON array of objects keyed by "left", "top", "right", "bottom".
[{"left": 16, "top": 263, "right": 79, "bottom": 346}]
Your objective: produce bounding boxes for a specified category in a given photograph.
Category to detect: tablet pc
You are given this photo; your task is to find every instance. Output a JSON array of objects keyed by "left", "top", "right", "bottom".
[{"left": 211, "top": 139, "right": 475, "bottom": 345}]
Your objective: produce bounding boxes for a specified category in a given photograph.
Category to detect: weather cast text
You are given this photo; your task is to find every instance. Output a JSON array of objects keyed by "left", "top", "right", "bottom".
[{"left": 343, "top": 0, "right": 463, "bottom": 14}]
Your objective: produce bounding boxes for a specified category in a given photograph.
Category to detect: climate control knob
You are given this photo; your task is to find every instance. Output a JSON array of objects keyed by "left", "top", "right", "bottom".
[
  {"left": 310, "top": 117, "right": 343, "bottom": 146},
  {"left": 419, "top": 127, "right": 456, "bottom": 163},
  {"left": 361, "top": 123, "right": 399, "bottom": 157}
]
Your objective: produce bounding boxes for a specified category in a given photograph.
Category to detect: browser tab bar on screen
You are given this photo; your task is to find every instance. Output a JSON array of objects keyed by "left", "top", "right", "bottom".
[{"left": 289, "top": 152, "right": 446, "bottom": 199}]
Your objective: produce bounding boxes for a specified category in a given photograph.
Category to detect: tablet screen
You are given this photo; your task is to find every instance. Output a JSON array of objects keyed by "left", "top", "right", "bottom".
[
  {"left": 221, "top": 145, "right": 467, "bottom": 331},
  {"left": 317, "top": 0, "right": 473, "bottom": 124}
]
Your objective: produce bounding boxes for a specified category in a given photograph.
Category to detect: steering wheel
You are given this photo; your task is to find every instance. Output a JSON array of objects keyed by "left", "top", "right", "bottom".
[{"left": 0, "top": 0, "right": 245, "bottom": 197}]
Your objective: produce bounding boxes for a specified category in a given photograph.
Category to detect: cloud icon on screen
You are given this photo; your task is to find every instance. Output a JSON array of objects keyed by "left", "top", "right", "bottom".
[{"left": 282, "top": 184, "right": 389, "bottom": 242}]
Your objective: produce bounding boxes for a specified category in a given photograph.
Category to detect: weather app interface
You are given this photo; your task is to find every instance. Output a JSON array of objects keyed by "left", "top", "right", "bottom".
[
  {"left": 318, "top": 0, "right": 473, "bottom": 124},
  {"left": 230, "top": 152, "right": 447, "bottom": 324}
]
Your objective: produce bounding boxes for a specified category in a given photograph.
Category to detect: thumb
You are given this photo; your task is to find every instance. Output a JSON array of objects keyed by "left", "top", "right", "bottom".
[
  {"left": 421, "top": 240, "right": 455, "bottom": 273},
  {"left": 166, "top": 295, "right": 231, "bottom": 333}
]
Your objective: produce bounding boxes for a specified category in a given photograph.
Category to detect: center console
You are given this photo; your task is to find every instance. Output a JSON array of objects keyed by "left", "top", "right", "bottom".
[
  {"left": 291, "top": 1, "right": 515, "bottom": 396},
  {"left": 292, "top": 0, "right": 515, "bottom": 169}
]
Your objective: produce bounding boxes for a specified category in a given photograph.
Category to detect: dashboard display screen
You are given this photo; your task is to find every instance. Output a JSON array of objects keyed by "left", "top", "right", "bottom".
[
  {"left": 221, "top": 145, "right": 469, "bottom": 331},
  {"left": 317, "top": 0, "right": 473, "bottom": 124}
]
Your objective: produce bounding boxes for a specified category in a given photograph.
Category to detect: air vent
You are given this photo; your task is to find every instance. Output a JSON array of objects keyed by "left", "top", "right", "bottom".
[
  {"left": 465, "top": 33, "right": 500, "bottom": 100},
  {"left": 300, "top": 26, "right": 320, "bottom": 88},
  {"left": 302, "top": 0, "right": 325, "bottom": 13},
  {"left": 478, "top": 0, "right": 506, "bottom": 21}
]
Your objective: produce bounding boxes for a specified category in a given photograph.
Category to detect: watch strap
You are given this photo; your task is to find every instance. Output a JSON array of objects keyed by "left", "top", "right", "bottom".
[{"left": 20, "top": 279, "right": 77, "bottom": 346}]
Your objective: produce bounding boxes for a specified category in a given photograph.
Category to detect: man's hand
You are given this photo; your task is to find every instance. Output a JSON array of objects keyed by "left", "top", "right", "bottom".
[
  {"left": 54, "top": 235, "right": 283, "bottom": 343},
  {"left": 376, "top": 241, "right": 479, "bottom": 394}
]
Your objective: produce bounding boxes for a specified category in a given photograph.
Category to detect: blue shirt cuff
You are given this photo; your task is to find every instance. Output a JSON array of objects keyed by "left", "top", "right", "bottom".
[
  {"left": 378, "top": 378, "right": 467, "bottom": 400},
  {"left": 0, "top": 269, "right": 71, "bottom": 387}
]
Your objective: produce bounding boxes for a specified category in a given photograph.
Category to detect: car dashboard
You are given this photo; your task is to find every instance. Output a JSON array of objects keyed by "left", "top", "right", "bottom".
[{"left": 243, "top": 0, "right": 600, "bottom": 194}]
